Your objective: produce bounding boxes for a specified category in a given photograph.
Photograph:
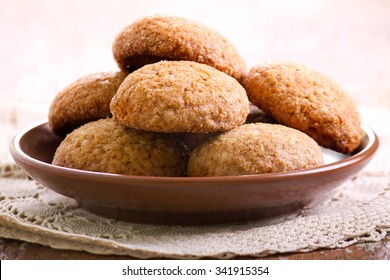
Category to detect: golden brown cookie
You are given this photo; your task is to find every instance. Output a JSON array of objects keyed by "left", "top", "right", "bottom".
[
  {"left": 52, "top": 119, "right": 189, "bottom": 176},
  {"left": 188, "top": 123, "right": 324, "bottom": 177},
  {"left": 48, "top": 71, "right": 128, "bottom": 136},
  {"left": 110, "top": 60, "right": 249, "bottom": 133},
  {"left": 243, "top": 62, "right": 362, "bottom": 154},
  {"left": 112, "top": 15, "right": 246, "bottom": 82}
]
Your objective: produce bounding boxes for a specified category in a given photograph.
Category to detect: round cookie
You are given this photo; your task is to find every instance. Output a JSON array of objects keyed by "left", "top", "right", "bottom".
[
  {"left": 49, "top": 71, "right": 128, "bottom": 136},
  {"left": 52, "top": 119, "right": 189, "bottom": 177},
  {"left": 112, "top": 15, "right": 246, "bottom": 82},
  {"left": 110, "top": 60, "right": 249, "bottom": 133},
  {"left": 243, "top": 62, "right": 362, "bottom": 154},
  {"left": 188, "top": 123, "right": 324, "bottom": 177}
]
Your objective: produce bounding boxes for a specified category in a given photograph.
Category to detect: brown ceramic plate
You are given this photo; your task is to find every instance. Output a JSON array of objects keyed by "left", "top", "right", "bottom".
[{"left": 10, "top": 121, "right": 379, "bottom": 225}]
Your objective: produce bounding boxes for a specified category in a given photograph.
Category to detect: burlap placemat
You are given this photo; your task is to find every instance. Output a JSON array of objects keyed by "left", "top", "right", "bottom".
[{"left": 1, "top": 106, "right": 389, "bottom": 259}]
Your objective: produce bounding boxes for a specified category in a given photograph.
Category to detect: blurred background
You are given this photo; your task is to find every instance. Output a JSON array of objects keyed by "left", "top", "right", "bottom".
[{"left": 1, "top": 0, "right": 389, "bottom": 129}]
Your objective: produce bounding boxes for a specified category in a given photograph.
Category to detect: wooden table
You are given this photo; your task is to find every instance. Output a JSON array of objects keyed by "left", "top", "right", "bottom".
[{"left": 1, "top": 236, "right": 389, "bottom": 260}]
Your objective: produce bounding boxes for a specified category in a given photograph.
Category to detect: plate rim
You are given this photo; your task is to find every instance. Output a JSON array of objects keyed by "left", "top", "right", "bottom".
[{"left": 10, "top": 119, "right": 380, "bottom": 185}]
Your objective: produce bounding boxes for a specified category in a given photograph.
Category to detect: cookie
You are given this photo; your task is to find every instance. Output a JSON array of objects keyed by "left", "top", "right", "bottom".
[
  {"left": 52, "top": 119, "right": 189, "bottom": 177},
  {"left": 243, "top": 62, "right": 362, "bottom": 154},
  {"left": 48, "top": 71, "right": 127, "bottom": 136},
  {"left": 110, "top": 60, "right": 249, "bottom": 133},
  {"left": 112, "top": 15, "right": 246, "bottom": 82},
  {"left": 188, "top": 123, "right": 324, "bottom": 177}
]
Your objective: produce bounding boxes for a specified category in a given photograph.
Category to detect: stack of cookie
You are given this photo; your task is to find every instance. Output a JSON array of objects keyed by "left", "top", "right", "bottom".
[{"left": 49, "top": 15, "right": 361, "bottom": 177}]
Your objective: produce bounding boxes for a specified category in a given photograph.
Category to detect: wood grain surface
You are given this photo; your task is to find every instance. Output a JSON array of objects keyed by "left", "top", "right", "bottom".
[{"left": 1, "top": 236, "right": 389, "bottom": 260}]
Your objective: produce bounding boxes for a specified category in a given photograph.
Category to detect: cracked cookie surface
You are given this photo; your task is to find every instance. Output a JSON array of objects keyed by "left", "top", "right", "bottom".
[
  {"left": 243, "top": 62, "right": 362, "bottom": 153},
  {"left": 112, "top": 15, "right": 246, "bottom": 82},
  {"left": 110, "top": 60, "right": 249, "bottom": 133},
  {"left": 52, "top": 119, "right": 189, "bottom": 176},
  {"left": 188, "top": 123, "right": 324, "bottom": 176},
  {"left": 49, "top": 71, "right": 127, "bottom": 136}
]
